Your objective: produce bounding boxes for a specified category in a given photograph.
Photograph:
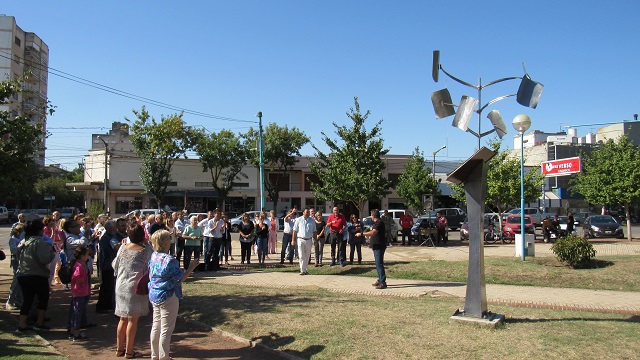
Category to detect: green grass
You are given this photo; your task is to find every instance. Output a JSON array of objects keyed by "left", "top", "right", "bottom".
[
  {"left": 181, "top": 281, "right": 640, "bottom": 360},
  {"left": 0, "top": 316, "right": 65, "bottom": 360},
  {"left": 253, "top": 255, "right": 640, "bottom": 291}
]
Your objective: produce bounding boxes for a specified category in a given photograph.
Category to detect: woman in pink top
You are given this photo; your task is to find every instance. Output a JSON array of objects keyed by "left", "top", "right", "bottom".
[
  {"left": 69, "top": 246, "right": 91, "bottom": 341},
  {"left": 268, "top": 210, "right": 278, "bottom": 255}
]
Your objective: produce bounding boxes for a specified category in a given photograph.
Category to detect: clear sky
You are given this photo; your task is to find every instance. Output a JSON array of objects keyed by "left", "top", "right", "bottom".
[{"left": 4, "top": 1, "right": 639, "bottom": 171}]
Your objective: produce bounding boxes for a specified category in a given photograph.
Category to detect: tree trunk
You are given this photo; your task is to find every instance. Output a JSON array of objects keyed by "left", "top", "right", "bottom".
[{"left": 625, "top": 203, "right": 633, "bottom": 242}]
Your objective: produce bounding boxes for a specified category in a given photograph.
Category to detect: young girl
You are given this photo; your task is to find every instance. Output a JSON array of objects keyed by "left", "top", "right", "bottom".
[{"left": 69, "top": 246, "right": 90, "bottom": 341}]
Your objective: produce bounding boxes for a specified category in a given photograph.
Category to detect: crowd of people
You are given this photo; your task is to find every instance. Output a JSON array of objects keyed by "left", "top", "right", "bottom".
[
  {"left": 6, "top": 210, "right": 199, "bottom": 359},
  {"left": 5, "top": 206, "right": 390, "bottom": 359}
]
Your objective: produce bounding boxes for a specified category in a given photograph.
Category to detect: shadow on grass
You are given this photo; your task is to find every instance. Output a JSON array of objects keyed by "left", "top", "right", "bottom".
[
  {"left": 506, "top": 315, "right": 640, "bottom": 324},
  {"left": 252, "top": 332, "right": 325, "bottom": 358}
]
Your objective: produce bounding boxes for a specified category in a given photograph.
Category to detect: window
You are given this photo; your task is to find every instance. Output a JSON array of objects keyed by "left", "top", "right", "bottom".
[
  {"left": 195, "top": 182, "right": 213, "bottom": 187},
  {"left": 167, "top": 181, "right": 177, "bottom": 187},
  {"left": 304, "top": 173, "right": 321, "bottom": 191},
  {"left": 232, "top": 182, "right": 249, "bottom": 188},
  {"left": 116, "top": 196, "right": 142, "bottom": 214},
  {"left": 120, "top": 181, "right": 141, "bottom": 186},
  {"left": 388, "top": 173, "right": 401, "bottom": 187},
  {"left": 14, "top": 37, "right": 21, "bottom": 46}
]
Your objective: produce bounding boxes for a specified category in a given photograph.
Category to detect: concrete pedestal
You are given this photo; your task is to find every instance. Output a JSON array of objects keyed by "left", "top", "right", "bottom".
[{"left": 515, "top": 234, "right": 535, "bottom": 257}]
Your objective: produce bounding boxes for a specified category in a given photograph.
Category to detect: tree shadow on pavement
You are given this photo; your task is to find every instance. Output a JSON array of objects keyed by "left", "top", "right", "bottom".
[{"left": 251, "top": 332, "right": 325, "bottom": 358}]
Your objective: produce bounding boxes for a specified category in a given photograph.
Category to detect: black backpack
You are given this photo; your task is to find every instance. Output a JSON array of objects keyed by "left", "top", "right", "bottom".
[{"left": 58, "top": 238, "right": 72, "bottom": 285}]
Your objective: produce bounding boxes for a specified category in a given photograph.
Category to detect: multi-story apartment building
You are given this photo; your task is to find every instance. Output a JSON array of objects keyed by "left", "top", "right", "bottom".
[{"left": 0, "top": 15, "right": 49, "bottom": 166}]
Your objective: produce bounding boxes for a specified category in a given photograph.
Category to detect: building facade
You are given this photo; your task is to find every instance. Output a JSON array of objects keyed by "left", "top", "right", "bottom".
[
  {"left": 69, "top": 122, "right": 459, "bottom": 217},
  {"left": 0, "top": 15, "right": 49, "bottom": 166}
]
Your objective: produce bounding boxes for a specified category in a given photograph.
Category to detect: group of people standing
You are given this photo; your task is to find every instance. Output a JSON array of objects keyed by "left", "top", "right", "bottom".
[{"left": 7, "top": 211, "right": 199, "bottom": 360}]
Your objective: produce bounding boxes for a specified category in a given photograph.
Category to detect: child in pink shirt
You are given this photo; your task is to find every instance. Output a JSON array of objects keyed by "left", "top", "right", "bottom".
[{"left": 69, "top": 246, "right": 91, "bottom": 341}]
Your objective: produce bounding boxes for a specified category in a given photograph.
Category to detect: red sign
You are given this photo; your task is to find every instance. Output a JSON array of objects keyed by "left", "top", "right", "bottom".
[{"left": 541, "top": 157, "right": 581, "bottom": 177}]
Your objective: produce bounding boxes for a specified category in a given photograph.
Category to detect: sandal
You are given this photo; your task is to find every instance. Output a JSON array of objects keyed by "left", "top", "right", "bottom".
[
  {"left": 125, "top": 351, "right": 142, "bottom": 359},
  {"left": 116, "top": 349, "right": 125, "bottom": 357}
]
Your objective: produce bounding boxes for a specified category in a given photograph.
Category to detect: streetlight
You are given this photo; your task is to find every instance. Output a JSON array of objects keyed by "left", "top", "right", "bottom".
[
  {"left": 97, "top": 136, "right": 109, "bottom": 214},
  {"left": 513, "top": 114, "right": 532, "bottom": 261},
  {"left": 256, "top": 112, "right": 265, "bottom": 211},
  {"left": 432, "top": 145, "right": 446, "bottom": 182}
]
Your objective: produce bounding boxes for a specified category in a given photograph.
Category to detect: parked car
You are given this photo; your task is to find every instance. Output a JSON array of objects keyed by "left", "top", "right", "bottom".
[
  {"left": 582, "top": 215, "right": 624, "bottom": 239},
  {"left": 573, "top": 212, "right": 597, "bottom": 225},
  {"left": 459, "top": 214, "right": 495, "bottom": 241},
  {"left": 556, "top": 215, "right": 577, "bottom": 235},
  {"left": 229, "top": 210, "right": 262, "bottom": 232},
  {"left": 58, "top": 207, "right": 78, "bottom": 219},
  {"left": 0, "top": 206, "right": 8, "bottom": 224},
  {"left": 411, "top": 213, "right": 437, "bottom": 238},
  {"left": 503, "top": 208, "right": 551, "bottom": 228},
  {"left": 503, "top": 214, "right": 535, "bottom": 240},
  {"left": 434, "top": 208, "right": 466, "bottom": 231},
  {"left": 125, "top": 208, "right": 164, "bottom": 219},
  {"left": 362, "top": 216, "right": 398, "bottom": 235}
]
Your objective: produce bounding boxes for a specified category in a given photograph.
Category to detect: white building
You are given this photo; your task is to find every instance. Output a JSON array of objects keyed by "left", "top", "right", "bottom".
[{"left": 0, "top": 15, "right": 49, "bottom": 166}]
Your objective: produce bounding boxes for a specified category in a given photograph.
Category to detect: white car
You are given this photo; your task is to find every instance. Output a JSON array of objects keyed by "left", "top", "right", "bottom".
[{"left": 229, "top": 211, "right": 262, "bottom": 232}]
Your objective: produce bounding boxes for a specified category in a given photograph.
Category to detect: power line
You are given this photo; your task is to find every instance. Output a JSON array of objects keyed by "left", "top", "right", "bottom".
[{"left": 0, "top": 50, "right": 256, "bottom": 124}]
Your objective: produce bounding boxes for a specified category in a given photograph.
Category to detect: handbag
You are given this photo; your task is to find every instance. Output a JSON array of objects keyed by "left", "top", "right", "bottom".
[{"left": 135, "top": 272, "right": 150, "bottom": 295}]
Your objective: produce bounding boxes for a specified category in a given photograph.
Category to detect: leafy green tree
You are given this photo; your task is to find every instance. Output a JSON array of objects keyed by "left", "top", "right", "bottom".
[
  {"left": 0, "top": 78, "right": 47, "bottom": 206},
  {"left": 194, "top": 129, "right": 249, "bottom": 209},
  {"left": 396, "top": 147, "right": 438, "bottom": 214},
  {"left": 244, "top": 123, "right": 309, "bottom": 211},
  {"left": 309, "top": 97, "right": 393, "bottom": 218},
  {"left": 128, "top": 107, "right": 199, "bottom": 209},
  {"left": 35, "top": 175, "right": 83, "bottom": 208},
  {"left": 451, "top": 138, "right": 543, "bottom": 231},
  {"left": 570, "top": 136, "right": 640, "bottom": 241}
]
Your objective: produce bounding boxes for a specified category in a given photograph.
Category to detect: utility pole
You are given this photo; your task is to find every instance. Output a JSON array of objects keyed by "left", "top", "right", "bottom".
[
  {"left": 97, "top": 136, "right": 109, "bottom": 214},
  {"left": 256, "top": 112, "right": 265, "bottom": 211}
]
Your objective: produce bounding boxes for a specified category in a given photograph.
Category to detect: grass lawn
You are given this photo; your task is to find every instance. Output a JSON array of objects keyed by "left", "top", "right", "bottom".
[
  {"left": 0, "top": 314, "right": 65, "bottom": 360},
  {"left": 181, "top": 281, "right": 640, "bottom": 360},
  {"left": 253, "top": 255, "right": 640, "bottom": 291}
]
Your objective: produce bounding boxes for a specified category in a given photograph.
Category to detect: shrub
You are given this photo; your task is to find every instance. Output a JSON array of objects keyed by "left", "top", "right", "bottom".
[{"left": 551, "top": 234, "right": 597, "bottom": 268}]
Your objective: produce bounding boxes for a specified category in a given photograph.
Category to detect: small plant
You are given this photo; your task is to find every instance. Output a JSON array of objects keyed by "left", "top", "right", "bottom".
[{"left": 551, "top": 234, "right": 597, "bottom": 268}]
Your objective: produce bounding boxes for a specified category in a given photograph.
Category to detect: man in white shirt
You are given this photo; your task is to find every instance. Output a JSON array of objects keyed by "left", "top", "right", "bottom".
[
  {"left": 280, "top": 208, "right": 297, "bottom": 265},
  {"left": 291, "top": 208, "right": 317, "bottom": 275},
  {"left": 174, "top": 211, "right": 186, "bottom": 262},
  {"left": 198, "top": 211, "right": 215, "bottom": 271},
  {"left": 209, "top": 210, "right": 225, "bottom": 271}
]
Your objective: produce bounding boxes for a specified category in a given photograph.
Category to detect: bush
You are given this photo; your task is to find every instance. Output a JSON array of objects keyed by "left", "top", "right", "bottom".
[{"left": 551, "top": 234, "right": 597, "bottom": 268}]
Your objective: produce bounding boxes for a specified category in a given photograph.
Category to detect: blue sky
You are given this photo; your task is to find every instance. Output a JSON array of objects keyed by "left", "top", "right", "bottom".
[{"left": 4, "top": 1, "right": 639, "bottom": 170}]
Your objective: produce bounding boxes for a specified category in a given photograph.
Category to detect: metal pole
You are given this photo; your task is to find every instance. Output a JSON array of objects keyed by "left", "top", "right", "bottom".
[
  {"left": 477, "top": 77, "right": 482, "bottom": 150},
  {"left": 97, "top": 136, "right": 109, "bottom": 214},
  {"left": 257, "top": 112, "right": 265, "bottom": 211},
  {"left": 520, "top": 132, "right": 526, "bottom": 261}
]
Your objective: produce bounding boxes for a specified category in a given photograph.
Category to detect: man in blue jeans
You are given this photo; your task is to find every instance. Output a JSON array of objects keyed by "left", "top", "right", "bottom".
[{"left": 356, "top": 209, "right": 387, "bottom": 289}]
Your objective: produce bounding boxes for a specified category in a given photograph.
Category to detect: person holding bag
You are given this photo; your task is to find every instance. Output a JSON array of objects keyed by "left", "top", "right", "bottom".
[{"left": 113, "top": 223, "right": 153, "bottom": 358}]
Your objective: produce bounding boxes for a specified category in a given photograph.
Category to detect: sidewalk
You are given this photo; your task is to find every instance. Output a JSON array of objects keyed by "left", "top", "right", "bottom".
[{"left": 197, "top": 240, "right": 640, "bottom": 315}]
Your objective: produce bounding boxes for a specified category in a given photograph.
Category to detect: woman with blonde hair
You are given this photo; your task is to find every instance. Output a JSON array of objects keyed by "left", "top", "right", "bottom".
[{"left": 148, "top": 230, "right": 199, "bottom": 360}]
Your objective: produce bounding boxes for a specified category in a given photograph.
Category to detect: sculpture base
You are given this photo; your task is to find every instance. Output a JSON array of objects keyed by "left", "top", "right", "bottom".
[{"left": 449, "top": 309, "right": 505, "bottom": 329}]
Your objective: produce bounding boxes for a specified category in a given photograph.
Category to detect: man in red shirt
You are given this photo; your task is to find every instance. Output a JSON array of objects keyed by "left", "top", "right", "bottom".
[
  {"left": 326, "top": 207, "right": 347, "bottom": 267},
  {"left": 436, "top": 211, "right": 448, "bottom": 246},
  {"left": 399, "top": 210, "right": 414, "bottom": 246}
]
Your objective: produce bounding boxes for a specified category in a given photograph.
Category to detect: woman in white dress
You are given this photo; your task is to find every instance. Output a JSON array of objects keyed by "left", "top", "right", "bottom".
[{"left": 113, "top": 222, "right": 153, "bottom": 358}]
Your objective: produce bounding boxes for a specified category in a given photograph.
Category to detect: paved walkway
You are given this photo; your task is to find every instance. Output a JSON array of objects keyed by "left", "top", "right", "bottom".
[{"left": 197, "top": 240, "right": 640, "bottom": 315}]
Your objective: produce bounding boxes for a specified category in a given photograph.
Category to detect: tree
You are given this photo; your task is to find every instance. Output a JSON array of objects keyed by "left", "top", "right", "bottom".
[
  {"left": 128, "top": 107, "right": 199, "bottom": 209},
  {"left": 244, "top": 123, "right": 309, "bottom": 211},
  {"left": 395, "top": 147, "right": 438, "bottom": 214},
  {"left": 35, "top": 175, "right": 83, "bottom": 208},
  {"left": 451, "top": 138, "right": 543, "bottom": 232},
  {"left": 309, "top": 97, "right": 393, "bottom": 218},
  {"left": 0, "top": 78, "right": 48, "bottom": 206},
  {"left": 570, "top": 136, "right": 640, "bottom": 241},
  {"left": 194, "top": 129, "right": 249, "bottom": 209}
]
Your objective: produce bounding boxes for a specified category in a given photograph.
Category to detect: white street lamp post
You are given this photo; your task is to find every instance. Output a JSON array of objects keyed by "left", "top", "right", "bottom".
[
  {"left": 513, "top": 114, "right": 532, "bottom": 261},
  {"left": 432, "top": 145, "right": 446, "bottom": 182}
]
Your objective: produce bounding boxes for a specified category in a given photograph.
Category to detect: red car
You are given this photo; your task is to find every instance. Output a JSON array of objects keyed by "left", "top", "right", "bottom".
[{"left": 503, "top": 214, "right": 535, "bottom": 239}]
